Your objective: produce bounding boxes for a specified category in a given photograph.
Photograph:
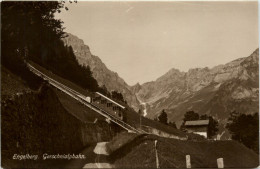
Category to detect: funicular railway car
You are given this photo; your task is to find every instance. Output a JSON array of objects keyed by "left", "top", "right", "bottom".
[{"left": 91, "top": 92, "right": 126, "bottom": 121}]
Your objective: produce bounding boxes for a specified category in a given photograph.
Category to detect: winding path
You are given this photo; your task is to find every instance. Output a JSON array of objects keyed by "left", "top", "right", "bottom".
[
  {"left": 65, "top": 142, "right": 112, "bottom": 168},
  {"left": 83, "top": 142, "right": 112, "bottom": 168}
]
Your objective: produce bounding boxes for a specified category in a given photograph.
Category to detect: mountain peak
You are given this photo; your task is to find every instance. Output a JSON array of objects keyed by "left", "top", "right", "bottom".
[
  {"left": 168, "top": 68, "right": 182, "bottom": 74},
  {"left": 187, "top": 67, "right": 210, "bottom": 74},
  {"left": 131, "top": 82, "right": 142, "bottom": 94},
  {"left": 156, "top": 68, "right": 184, "bottom": 82}
]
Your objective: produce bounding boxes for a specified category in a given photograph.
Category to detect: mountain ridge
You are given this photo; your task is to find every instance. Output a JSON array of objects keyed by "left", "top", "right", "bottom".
[
  {"left": 133, "top": 48, "right": 259, "bottom": 125},
  {"left": 62, "top": 33, "right": 140, "bottom": 111}
]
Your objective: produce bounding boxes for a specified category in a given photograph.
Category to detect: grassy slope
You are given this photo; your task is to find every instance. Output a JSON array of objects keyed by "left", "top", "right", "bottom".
[
  {"left": 125, "top": 109, "right": 203, "bottom": 140},
  {"left": 1, "top": 65, "right": 113, "bottom": 168},
  {"left": 1, "top": 66, "right": 31, "bottom": 98},
  {"left": 29, "top": 61, "right": 107, "bottom": 123},
  {"left": 54, "top": 88, "right": 105, "bottom": 123},
  {"left": 6, "top": 62, "right": 192, "bottom": 137},
  {"left": 1, "top": 84, "right": 84, "bottom": 168},
  {"left": 28, "top": 61, "right": 203, "bottom": 139},
  {"left": 3, "top": 60, "right": 113, "bottom": 128},
  {"left": 107, "top": 133, "right": 259, "bottom": 168},
  {"left": 106, "top": 132, "right": 141, "bottom": 154}
]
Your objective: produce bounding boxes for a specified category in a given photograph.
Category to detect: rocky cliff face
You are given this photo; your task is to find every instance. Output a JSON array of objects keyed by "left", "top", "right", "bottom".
[
  {"left": 133, "top": 49, "right": 259, "bottom": 125},
  {"left": 62, "top": 33, "right": 139, "bottom": 110}
]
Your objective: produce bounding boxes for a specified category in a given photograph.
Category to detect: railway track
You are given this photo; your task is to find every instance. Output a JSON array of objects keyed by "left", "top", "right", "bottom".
[{"left": 27, "top": 63, "right": 141, "bottom": 133}]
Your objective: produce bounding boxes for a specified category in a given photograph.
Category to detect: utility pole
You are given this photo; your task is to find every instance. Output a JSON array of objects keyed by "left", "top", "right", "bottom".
[
  {"left": 140, "top": 113, "right": 142, "bottom": 129},
  {"left": 155, "top": 140, "right": 159, "bottom": 168},
  {"left": 138, "top": 109, "right": 142, "bottom": 130}
]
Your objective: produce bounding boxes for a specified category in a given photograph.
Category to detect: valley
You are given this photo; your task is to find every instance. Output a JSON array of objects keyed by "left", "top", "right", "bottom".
[{"left": 2, "top": 2, "right": 259, "bottom": 168}]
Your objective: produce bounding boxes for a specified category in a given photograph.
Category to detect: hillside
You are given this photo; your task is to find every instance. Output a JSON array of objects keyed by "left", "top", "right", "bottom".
[
  {"left": 1, "top": 64, "right": 117, "bottom": 168},
  {"left": 133, "top": 49, "right": 259, "bottom": 126},
  {"left": 107, "top": 133, "right": 259, "bottom": 168},
  {"left": 1, "top": 70, "right": 82, "bottom": 168},
  {"left": 62, "top": 33, "right": 140, "bottom": 111},
  {"left": 28, "top": 61, "right": 204, "bottom": 140},
  {"left": 1, "top": 66, "right": 31, "bottom": 99}
]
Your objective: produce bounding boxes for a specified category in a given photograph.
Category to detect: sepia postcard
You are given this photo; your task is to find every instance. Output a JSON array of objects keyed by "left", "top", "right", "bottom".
[{"left": 1, "top": 0, "right": 259, "bottom": 168}]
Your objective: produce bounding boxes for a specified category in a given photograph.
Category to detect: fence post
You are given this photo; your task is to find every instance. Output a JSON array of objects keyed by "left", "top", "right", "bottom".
[
  {"left": 155, "top": 140, "right": 159, "bottom": 168},
  {"left": 186, "top": 155, "right": 191, "bottom": 168},
  {"left": 217, "top": 158, "right": 224, "bottom": 168}
]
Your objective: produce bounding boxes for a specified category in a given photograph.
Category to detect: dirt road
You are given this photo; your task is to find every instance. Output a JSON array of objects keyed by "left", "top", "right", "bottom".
[{"left": 64, "top": 142, "right": 112, "bottom": 168}]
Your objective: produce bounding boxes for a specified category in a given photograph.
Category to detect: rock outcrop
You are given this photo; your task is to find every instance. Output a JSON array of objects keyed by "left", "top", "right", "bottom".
[{"left": 62, "top": 33, "right": 139, "bottom": 110}]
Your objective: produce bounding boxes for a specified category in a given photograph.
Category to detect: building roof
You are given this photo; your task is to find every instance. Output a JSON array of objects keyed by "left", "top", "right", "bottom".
[
  {"left": 184, "top": 120, "right": 209, "bottom": 126},
  {"left": 95, "top": 92, "right": 125, "bottom": 109}
]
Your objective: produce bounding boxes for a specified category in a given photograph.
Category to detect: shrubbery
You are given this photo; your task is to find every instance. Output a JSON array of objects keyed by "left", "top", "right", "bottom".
[{"left": 226, "top": 111, "right": 259, "bottom": 153}]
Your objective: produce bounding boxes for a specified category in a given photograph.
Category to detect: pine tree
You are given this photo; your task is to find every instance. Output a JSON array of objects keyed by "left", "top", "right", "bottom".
[{"left": 158, "top": 109, "right": 168, "bottom": 125}]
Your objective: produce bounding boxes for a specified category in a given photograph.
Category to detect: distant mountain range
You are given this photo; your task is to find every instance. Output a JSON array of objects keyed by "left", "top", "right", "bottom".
[
  {"left": 133, "top": 49, "right": 259, "bottom": 125},
  {"left": 63, "top": 33, "right": 258, "bottom": 126}
]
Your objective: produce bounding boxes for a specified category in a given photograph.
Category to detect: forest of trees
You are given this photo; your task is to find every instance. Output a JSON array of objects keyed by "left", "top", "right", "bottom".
[
  {"left": 2, "top": 1, "right": 100, "bottom": 92},
  {"left": 155, "top": 109, "right": 177, "bottom": 129},
  {"left": 111, "top": 91, "right": 127, "bottom": 104},
  {"left": 30, "top": 39, "right": 100, "bottom": 92},
  {"left": 2, "top": 1, "right": 128, "bottom": 103},
  {"left": 226, "top": 111, "right": 259, "bottom": 154},
  {"left": 158, "top": 109, "right": 168, "bottom": 125}
]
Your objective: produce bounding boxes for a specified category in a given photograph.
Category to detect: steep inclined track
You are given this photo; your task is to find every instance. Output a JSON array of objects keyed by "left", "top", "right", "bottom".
[{"left": 27, "top": 63, "right": 141, "bottom": 133}]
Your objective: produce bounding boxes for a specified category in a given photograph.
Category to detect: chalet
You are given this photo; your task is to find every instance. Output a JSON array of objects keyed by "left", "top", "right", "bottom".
[{"left": 184, "top": 120, "right": 209, "bottom": 138}]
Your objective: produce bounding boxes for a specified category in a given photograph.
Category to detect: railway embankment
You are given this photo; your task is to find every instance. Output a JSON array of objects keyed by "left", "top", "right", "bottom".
[
  {"left": 1, "top": 67, "right": 116, "bottom": 168},
  {"left": 2, "top": 84, "right": 81, "bottom": 168}
]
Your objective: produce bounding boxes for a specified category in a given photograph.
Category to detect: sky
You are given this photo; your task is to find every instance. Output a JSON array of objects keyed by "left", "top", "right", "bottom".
[{"left": 55, "top": 1, "right": 259, "bottom": 85}]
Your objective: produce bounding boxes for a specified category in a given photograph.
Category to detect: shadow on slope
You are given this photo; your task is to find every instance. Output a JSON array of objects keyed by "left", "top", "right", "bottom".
[{"left": 107, "top": 133, "right": 259, "bottom": 168}]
